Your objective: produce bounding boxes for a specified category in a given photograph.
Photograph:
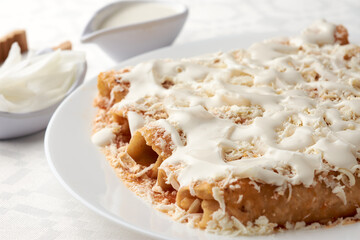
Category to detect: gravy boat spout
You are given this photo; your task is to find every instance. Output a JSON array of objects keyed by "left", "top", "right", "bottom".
[{"left": 81, "top": 1, "right": 188, "bottom": 62}]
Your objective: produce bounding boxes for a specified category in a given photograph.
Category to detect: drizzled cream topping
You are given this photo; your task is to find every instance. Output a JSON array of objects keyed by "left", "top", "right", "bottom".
[
  {"left": 301, "top": 19, "right": 336, "bottom": 45},
  {"left": 91, "top": 127, "right": 116, "bottom": 146},
  {"left": 111, "top": 20, "right": 360, "bottom": 188}
]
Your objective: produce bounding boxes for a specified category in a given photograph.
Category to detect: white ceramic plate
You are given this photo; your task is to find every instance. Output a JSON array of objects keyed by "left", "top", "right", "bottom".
[{"left": 45, "top": 33, "right": 360, "bottom": 240}]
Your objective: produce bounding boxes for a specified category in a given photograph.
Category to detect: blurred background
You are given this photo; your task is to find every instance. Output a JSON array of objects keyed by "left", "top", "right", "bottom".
[
  {"left": 0, "top": 0, "right": 360, "bottom": 239},
  {"left": 1, "top": 0, "right": 359, "bottom": 76}
]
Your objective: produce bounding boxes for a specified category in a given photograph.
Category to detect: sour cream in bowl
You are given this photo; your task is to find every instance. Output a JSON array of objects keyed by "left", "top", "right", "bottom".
[
  {"left": 81, "top": 1, "right": 188, "bottom": 61},
  {"left": 0, "top": 43, "right": 86, "bottom": 139}
]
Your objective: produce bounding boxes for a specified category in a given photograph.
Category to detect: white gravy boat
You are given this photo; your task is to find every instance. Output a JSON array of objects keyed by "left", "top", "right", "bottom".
[{"left": 81, "top": 1, "right": 188, "bottom": 61}]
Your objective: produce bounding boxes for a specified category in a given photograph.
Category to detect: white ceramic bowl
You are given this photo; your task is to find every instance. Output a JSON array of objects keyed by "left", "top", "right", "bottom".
[
  {"left": 81, "top": 0, "right": 188, "bottom": 61},
  {"left": 0, "top": 62, "right": 87, "bottom": 139}
]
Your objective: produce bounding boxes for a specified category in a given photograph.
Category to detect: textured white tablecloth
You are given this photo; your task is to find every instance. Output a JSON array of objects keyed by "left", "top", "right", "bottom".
[{"left": 1, "top": 0, "right": 360, "bottom": 239}]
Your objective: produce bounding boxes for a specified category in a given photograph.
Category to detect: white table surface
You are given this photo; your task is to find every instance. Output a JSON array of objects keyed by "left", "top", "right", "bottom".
[{"left": 1, "top": 0, "right": 360, "bottom": 239}]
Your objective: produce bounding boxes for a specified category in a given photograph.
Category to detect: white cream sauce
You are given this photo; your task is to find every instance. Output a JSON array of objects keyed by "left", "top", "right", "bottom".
[
  {"left": 99, "top": 3, "right": 177, "bottom": 30},
  {"left": 91, "top": 127, "right": 115, "bottom": 147},
  {"left": 109, "top": 20, "right": 360, "bottom": 188},
  {"left": 127, "top": 111, "right": 145, "bottom": 136},
  {"left": 301, "top": 19, "right": 336, "bottom": 45}
]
